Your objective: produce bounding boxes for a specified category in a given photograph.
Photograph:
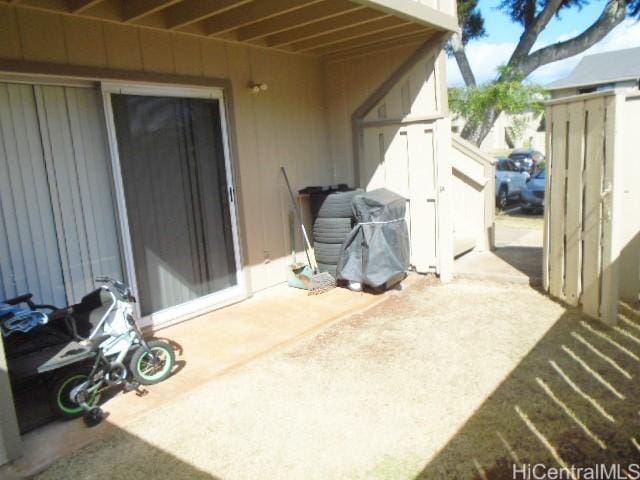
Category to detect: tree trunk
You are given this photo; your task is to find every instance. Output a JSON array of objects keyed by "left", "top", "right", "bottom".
[
  {"left": 455, "top": 0, "right": 627, "bottom": 147},
  {"left": 460, "top": 107, "right": 501, "bottom": 147},
  {"left": 450, "top": 33, "right": 477, "bottom": 88}
]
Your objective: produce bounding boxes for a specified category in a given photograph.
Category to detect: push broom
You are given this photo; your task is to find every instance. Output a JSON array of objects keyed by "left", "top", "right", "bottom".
[{"left": 281, "top": 166, "right": 335, "bottom": 295}]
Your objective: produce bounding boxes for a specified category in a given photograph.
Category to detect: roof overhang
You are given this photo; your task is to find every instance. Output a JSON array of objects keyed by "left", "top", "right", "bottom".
[
  {"left": 2, "top": 0, "right": 457, "bottom": 60},
  {"left": 547, "top": 76, "right": 640, "bottom": 91}
]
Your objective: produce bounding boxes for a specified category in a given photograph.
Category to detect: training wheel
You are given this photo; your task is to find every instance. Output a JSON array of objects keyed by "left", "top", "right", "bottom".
[{"left": 83, "top": 407, "right": 104, "bottom": 427}]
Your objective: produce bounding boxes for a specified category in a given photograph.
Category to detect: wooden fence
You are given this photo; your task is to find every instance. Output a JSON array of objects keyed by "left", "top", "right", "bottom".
[{"left": 544, "top": 90, "right": 640, "bottom": 325}]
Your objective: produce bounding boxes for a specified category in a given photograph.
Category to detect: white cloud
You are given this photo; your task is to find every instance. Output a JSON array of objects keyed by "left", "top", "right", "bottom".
[
  {"left": 447, "top": 41, "right": 515, "bottom": 86},
  {"left": 448, "top": 19, "right": 640, "bottom": 87}
]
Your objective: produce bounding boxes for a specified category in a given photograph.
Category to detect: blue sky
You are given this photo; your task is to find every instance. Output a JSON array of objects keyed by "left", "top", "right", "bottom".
[{"left": 447, "top": 0, "right": 640, "bottom": 86}]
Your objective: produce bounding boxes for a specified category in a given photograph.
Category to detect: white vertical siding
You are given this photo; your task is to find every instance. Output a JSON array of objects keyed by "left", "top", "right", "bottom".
[
  {"left": 0, "top": 82, "right": 122, "bottom": 306},
  {"left": 0, "top": 83, "right": 65, "bottom": 306},
  {"left": 35, "top": 85, "right": 122, "bottom": 303}
]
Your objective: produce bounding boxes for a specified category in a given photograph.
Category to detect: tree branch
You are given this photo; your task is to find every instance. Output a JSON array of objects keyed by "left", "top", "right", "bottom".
[
  {"left": 457, "top": 0, "right": 628, "bottom": 147},
  {"left": 508, "top": 0, "right": 565, "bottom": 64},
  {"left": 517, "top": 0, "right": 627, "bottom": 76},
  {"left": 523, "top": 0, "right": 537, "bottom": 29},
  {"left": 451, "top": 32, "right": 477, "bottom": 87}
]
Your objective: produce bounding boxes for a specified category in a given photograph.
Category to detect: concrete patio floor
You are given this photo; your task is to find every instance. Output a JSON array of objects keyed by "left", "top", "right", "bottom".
[
  {"left": 3, "top": 283, "right": 387, "bottom": 478},
  {"left": 454, "top": 210, "right": 543, "bottom": 285},
  {"left": 22, "top": 275, "right": 640, "bottom": 479}
]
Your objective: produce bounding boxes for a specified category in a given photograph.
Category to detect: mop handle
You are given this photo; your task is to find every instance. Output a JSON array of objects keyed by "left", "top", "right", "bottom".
[{"left": 281, "top": 167, "right": 315, "bottom": 270}]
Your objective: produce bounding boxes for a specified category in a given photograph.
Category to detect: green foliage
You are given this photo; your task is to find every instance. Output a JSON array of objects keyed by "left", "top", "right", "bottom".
[
  {"left": 446, "top": 0, "right": 485, "bottom": 56},
  {"left": 458, "top": 0, "right": 486, "bottom": 43},
  {"left": 449, "top": 68, "right": 549, "bottom": 129},
  {"left": 498, "top": 0, "right": 587, "bottom": 27}
]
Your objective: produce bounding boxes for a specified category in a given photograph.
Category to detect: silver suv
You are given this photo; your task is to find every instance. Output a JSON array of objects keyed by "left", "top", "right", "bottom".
[
  {"left": 495, "top": 158, "right": 529, "bottom": 209},
  {"left": 508, "top": 148, "right": 544, "bottom": 174}
]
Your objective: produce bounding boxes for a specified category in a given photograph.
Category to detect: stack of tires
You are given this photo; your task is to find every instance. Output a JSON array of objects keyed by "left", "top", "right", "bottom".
[{"left": 311, "top": 190, "right": 360, "bottom": 277}]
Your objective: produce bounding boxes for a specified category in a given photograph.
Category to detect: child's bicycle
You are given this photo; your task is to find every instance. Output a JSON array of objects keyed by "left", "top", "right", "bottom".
[
  {"left": 51, "top": 277, "right": 175, "bottom": 426},
  {"left": 3, "top": 277, "right": 175, "bottom": 427}
]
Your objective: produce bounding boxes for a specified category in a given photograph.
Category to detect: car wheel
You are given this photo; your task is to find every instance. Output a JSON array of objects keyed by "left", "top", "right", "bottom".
[{"left": 497, "top": 186, "right": 508, "bottom": 210}]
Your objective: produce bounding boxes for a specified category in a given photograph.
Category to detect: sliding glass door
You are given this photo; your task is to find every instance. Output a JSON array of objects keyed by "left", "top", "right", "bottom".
[{"left": 106, "top": 87, "right": 241, "bottom": 319}]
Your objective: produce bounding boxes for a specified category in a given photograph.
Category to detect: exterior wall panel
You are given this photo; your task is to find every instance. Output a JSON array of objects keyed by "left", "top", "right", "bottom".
[
  {"left": 63, "top": 16, "right": 108, "bottom": 67},
  {"left": 451, "top": 136, "right": 495, "bottom": 253},
  {"left": 326, "top": 37, "right": 453, "bottom": 278},
  {"left": 322, "top": 42, "right": 421, "bottom": 186},
  {"left": 102, "top": 22, "right": 143, "bottom": 71},
  {"left": 0, "top": 5, "right": 331, "bottom": 294},
  {"left": 16, "top": 8, "right": 67, "bottom": 64}
]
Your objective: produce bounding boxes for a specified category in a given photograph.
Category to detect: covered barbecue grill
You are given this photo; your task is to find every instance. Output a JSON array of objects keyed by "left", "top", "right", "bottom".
[{"left": 336, "top": 189, "right": 410, "bottom": 289}]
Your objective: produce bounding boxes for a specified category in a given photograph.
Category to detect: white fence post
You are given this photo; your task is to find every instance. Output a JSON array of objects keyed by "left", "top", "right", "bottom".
[{"left": 599, "top": 93, "right": 624, "bottom": 325}]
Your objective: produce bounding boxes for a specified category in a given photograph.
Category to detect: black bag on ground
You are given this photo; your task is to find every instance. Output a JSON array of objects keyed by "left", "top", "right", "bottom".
[{"left": 336, "top": 189, "right": 410, "bottom": 289}]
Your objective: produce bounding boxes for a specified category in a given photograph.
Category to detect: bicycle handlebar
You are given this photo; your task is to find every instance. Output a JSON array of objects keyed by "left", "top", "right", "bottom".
[{"left": 95, "top": 276, "right": 134, "bottom": 302}]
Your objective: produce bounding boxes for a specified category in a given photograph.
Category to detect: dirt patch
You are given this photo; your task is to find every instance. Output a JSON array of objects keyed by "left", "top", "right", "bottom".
[{"left": 287, "top": 275, "right": 439, "bottom": 361}]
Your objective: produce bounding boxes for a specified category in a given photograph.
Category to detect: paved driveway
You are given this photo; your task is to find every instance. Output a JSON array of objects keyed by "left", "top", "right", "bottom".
[
  {"left": 455, "top": 210, "right": 544, "bottom": 284},
  {"left": 35, "top": 277, "right": 640, "bottom": 479}
]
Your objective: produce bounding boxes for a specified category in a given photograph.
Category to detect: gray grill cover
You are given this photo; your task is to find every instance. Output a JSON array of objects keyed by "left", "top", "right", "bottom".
[{"left": 336, "top": 189, "right": 410, "bottom": 288}]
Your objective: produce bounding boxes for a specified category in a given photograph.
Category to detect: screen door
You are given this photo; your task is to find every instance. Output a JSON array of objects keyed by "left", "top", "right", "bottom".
[{"left": 110, "top": 93, "right": 239, "bottom": 317}]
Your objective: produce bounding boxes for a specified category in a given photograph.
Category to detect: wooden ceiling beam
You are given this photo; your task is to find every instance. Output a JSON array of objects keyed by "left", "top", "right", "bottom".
[
  {"left": 352, "top": 0, "right": 457, "bottom": 32},
  {"left": 237, "top": 0, "right": 362, "bottom": 42},
  {"left": 290, "top": 16, "right": 408, "bottom": 52},
  {"left": 266, "top": 8, "right": 385, "bottom": 48},
  {"left": 312, "top": 23, "right": 430, "bottom": 56},
  {"left": 323, "top": 30, "right": 435, "bottom": 61},
  {"left": 122, "top": 0, "right": 182, "bottom": 22},
  {"left": 7, "top": 0, "right": 62, "bottom": 6},
  {"left": 67, "top": 0, "right": 104, "bottom": 13},
  {"left": 164, "top": 0, "right": 252, "bottom": 30},
  {"left": 200, "top": 0, "right": 322, "bottom": 37}
]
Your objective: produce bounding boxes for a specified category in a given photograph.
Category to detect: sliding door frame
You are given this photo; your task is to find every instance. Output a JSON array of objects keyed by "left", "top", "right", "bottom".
[{"left": 101, "top": 82, "right": 246, "bottom": 328}]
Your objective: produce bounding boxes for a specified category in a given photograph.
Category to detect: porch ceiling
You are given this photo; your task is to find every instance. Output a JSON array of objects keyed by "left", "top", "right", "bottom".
[{"left": 2, "top": 0, "right": 457, "bottom": 59}]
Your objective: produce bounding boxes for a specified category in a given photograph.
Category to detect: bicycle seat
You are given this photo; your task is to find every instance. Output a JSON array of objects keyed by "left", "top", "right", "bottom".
[{"left": 70, "top": 289, "right": 113, "bottom": 339}]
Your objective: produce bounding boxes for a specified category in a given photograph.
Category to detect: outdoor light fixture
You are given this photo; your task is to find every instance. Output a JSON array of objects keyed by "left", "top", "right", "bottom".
[{"left": 249, "top": 82, "right": 268, "bottom": 93}]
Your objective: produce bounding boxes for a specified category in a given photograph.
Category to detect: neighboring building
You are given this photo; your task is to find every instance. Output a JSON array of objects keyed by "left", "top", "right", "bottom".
[
  {"left": 452, "top": 111, "right": 545, "bottom": 155},
  {"left": 547, "top": 46, "right": 640, "bottom": 98},
  {"left": 0, "top": 0, "right": 464, "bottom": 465}
]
